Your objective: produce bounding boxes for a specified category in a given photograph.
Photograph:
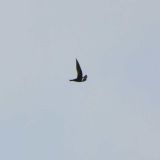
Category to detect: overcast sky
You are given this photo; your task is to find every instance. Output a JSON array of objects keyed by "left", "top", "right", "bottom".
[{"left": 0, "top": 0, "right": 160, "bottom": 160}]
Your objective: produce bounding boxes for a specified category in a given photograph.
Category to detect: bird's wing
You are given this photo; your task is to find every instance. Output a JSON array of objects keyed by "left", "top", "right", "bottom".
[{"left": 76, "top": 59, "right": 83, "bottom": 79}]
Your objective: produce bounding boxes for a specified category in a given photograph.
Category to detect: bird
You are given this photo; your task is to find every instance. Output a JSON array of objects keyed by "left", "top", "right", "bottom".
[{"left": 70, "top": 59, "right": 87, "bottom": 82}]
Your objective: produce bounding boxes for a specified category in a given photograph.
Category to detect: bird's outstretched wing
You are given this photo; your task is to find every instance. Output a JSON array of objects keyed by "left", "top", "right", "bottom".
[{"left": 76, "top": 59, "right": 83, "bottom": 79}]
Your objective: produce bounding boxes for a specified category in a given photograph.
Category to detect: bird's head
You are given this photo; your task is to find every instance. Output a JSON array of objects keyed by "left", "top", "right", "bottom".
[{"left": 82, "top": 75, "right": 87, "bottom": 81}]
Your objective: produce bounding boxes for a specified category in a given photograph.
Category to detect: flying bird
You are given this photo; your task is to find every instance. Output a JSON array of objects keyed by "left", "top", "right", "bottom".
[{"left": 70, "top": 59, "right": 87, "bottom": 82}]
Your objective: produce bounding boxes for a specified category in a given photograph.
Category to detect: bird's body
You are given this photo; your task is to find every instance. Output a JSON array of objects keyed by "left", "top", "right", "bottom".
[{"left": 70, "top": 59, "right": 87, "bottom": 82}]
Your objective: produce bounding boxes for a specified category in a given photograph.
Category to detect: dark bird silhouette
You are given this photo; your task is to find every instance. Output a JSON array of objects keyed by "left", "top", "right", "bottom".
[{"left": 70, "top": 59, "right": 87, "bottom": 82}]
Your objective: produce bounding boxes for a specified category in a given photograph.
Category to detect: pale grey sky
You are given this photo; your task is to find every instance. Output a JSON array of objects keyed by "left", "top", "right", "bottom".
[{"left": 0, "top": 0, "right": 160, "bottom": 160}]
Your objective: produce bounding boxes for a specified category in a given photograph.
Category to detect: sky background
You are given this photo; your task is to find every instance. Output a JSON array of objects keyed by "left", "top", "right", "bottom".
[{"left": 0, "top": 0, "right": 160, "bottom": 160}]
